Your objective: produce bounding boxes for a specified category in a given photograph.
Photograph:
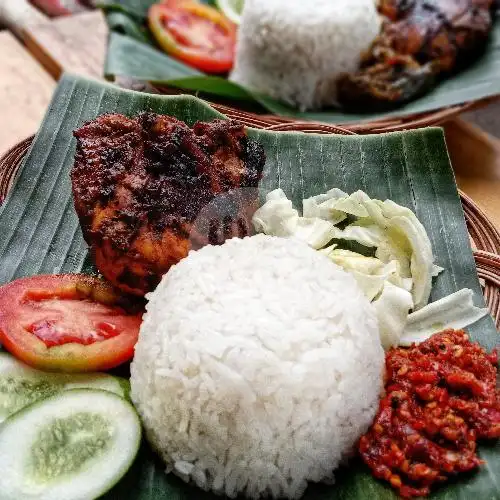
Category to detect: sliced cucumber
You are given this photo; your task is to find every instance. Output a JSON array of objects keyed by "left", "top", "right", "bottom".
[
  {"left": 0, "top": 353, "right": 129, "bottom": 423},
  {"left": 0, "top": 389, "right": 141, "bottom": 500}
]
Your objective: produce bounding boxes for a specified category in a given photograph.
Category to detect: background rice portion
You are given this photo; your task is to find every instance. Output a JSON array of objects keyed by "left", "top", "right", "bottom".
[
  {"left": 230, "top": 0, "right": 381, "bottom": 111},
  {"left": 131, "top": 235, "right": 384, "bottom": 499}
]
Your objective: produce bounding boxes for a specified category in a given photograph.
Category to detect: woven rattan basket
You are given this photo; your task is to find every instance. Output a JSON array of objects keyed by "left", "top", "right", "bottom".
[
  {"left": 155, "top": 86, "right": 500, "bottom": 134},
  {"left": 1, "top": 132, "right": 500, "bottom": 327}
]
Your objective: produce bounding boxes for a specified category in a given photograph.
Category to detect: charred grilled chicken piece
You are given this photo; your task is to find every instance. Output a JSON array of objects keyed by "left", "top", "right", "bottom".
[
  {"left": 338, "top": 0, "right": 498, "bottom": 110},
  {"left": 71, "top": 113, "right": 265, "bottom": 296}
]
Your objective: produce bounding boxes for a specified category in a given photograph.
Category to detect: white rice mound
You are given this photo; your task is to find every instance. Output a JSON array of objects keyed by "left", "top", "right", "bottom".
[
  {"left": 131, "top": 235, "right": 384, "bottom": 499},
  {"left": 230, "top": 0, "right": 381, "bottom": 111}
]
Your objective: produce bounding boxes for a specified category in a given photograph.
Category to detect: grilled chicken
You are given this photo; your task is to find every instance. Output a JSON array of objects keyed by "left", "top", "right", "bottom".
[
  {"left": 71, "top": 113, "right": 265, "bottom": 296},
  {"left": 338, "top": 0, "right": 498, "bottom": 110}
]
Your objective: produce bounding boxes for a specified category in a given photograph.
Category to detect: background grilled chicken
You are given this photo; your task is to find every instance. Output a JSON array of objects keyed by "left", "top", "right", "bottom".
[
  {"left": 338, "top": 0, "right": 498, "bottom": 109},
  {"left": 71, "top": 113, "right": 266, "bottom": 296}
]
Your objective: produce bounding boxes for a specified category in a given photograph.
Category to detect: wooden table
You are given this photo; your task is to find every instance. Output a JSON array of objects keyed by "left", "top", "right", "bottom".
[
  {"left": 0, "top": 31, "right": 55, "bottom": 153},
  {"left": 1, "top": 8, "right": 500, "bottom": 230},
  {"left": 0, "top": 8, "right": 106, "bottom": 153}
]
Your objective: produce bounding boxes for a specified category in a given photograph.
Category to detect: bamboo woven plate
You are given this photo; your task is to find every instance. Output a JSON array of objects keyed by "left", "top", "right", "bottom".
[
  {"left": 155, "top": 87, "right": 500, "bottom": 134},
  {"left": 1, "top": 133, "right": 500, "bottom": 328}
]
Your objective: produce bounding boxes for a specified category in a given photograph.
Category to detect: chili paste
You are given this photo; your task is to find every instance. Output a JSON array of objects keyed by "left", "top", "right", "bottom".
[{"left": 359, "top": 329, "right": 500, "bottom": 497}]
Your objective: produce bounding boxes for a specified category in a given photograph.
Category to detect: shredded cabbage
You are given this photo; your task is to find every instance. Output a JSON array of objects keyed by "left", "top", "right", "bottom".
[
  {"left": 331, "top": 225, "right": 386, "bottom": 248},
  {"left": 400, "top": 289, "right": 489, "bottom": 346},
  {"left": 372, "top": 282, "right": 414, "bottom": 350},
  {"left": 252, "top": 188, "right": 488, "bottom": 349},
  {"left": 324, "top": 249, "right": 415, "bottom": 343},
  {"left": 252, "top": 189, "right": 336, "bottom": 249},
  {"left": 252, "top": 189, "right": 298, "bottom": 237},
  {"left": 324, "top": 249, "right": 387, "bottom": 301},
  {"left": 321, "top": 192, "right": 434, "bottom": 309},
  {"left": 302, "top": 188, "right": 348, "bottom": 223}
]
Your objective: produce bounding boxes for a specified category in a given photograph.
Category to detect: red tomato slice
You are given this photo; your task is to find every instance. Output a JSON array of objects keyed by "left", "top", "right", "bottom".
[
  {"left": 148, "top": 2, "right": 236, "bottom": 74},
  {"left": 0, "top": 275, "right": 143, "bottom": 373},
  {"left": 160, "top": 0, "right": 192, "bottom": 5}
]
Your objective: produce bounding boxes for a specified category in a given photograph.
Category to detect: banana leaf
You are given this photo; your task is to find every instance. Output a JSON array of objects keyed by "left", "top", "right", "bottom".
[
  {"left": 99, "top": 0, "right": 500, "bottom": 124},
  {"left": 0, "top": 73, "right": 498, "bottom": 499}
]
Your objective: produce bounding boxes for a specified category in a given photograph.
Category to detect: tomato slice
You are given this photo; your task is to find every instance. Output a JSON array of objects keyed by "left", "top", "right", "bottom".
[
  {"left": 0, "top": 275, "right": 143, "bottom": 373},
  {"left": 160, "top": 0, "right": 192, "bottom": 5},
  {"left": 148, "top": 2, "right": 236, "bottom": 74}
]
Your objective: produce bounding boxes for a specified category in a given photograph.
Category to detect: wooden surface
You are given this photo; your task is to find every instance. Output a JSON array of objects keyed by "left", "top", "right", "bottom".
[
  {"left": 444, "top": 119, "right": 500, "bottom": 228},
  {"left": 0, "top": 0, "right": 46, "bottom": 36},
  {"left": 0, "top": 9, "right": 105, "bottom": 153},
  {"left": 23, "top": 10, "right": 107, "bottom": 79},
  {"left": 0, "top": 31, "right": 55, "bottom": 153}
]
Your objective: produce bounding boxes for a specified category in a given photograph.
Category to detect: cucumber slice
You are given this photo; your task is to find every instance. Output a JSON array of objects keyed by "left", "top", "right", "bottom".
[
  {"left": 0, "top": 389, "right": 141, "bottom": 500},
  {"left": 0, "top": 353, "right": 129, "bottom": 423}
]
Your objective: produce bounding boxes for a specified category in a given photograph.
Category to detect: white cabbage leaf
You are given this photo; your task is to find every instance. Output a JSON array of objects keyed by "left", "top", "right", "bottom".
[
  {"left": 252, "top": 189, "right": 298, "bottom": 237},
  {"left": 399, "top": 289, "right": 490, "bottom": 346},
  {"left": 372, "top": 282, "right": 414, "bottom": 350},
  {"left": 324, "top": 246, "right": 416, "bottom": 347},
  {"left": 330, "top": 224, "right": 386, "bottom": 248},
  {"left": 253, "top": 188, "right": 480, "bottom": 350},
  {"left": 293, "top": 218, "right": 337, "bottom": 249},
  {"left": 323, "top": 249, "right": 412, "bottom": 307},
  {"left": 302, "top": 188, "right": 348, "bottom": 223},
  {"left": 323, "top": 249, "right": 387, "bottom": 301},
  {"left": 252, "top": 189, "right": 336, "bottom": 249},
  {"left": 302, "top": 190, "right": 437, "bottom": 309},
  {"left": 433, "top": 265, "right": 445, "bottom": 277},
  {"left": 334, "top": 193, "right": 434, "bottom": 310},
  {"left": 324, "top": 248, "right": 385, "bottom": 275}
]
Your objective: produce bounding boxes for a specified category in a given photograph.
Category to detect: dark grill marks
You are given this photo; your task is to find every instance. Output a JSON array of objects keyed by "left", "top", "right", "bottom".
[
  {"left": 71, "top": 113, "right": 266, "bottom": 295},
  {"left": 338, "top": 0, "right": 496, "bottom": 110}
]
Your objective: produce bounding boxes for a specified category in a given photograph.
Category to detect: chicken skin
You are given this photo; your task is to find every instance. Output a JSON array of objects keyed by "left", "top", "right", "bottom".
[{"left": 71, "top": 113, "right": 265, "bottom": 296}]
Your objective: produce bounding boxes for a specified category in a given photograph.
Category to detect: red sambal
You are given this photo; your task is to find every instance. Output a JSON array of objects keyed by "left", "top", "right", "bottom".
[{"left": 359, "top": 329, "right": 500, "bottom": 498}]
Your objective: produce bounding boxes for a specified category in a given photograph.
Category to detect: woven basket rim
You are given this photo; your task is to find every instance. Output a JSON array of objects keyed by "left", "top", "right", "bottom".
[
  {"left": 1, "top": 135, "right": 500, "bottom": 326},
  {"left": 154, "top": 85, "right": 500, "bottom": 134}
]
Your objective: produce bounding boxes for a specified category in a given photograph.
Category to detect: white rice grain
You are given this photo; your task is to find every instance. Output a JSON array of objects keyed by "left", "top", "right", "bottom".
[
  {"left": 131, "top": 235, "right": 384, "bottom": 499},
  {"left": 230, "top": 0, "right": 381, "bottom": 111}
]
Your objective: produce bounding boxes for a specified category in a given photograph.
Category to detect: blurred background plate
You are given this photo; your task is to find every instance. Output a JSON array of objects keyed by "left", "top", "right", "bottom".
[{"left": 101, "top": 0, "right": 500, "bottom": 131}]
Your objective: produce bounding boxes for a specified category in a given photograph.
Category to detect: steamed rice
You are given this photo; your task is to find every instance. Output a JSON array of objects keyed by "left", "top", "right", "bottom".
[
  {"left": 230, "top": 0, "right": 381, "bottom": 111},
  {"left": 131, "top": 235, "right": 384, "bottom": 499}
]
